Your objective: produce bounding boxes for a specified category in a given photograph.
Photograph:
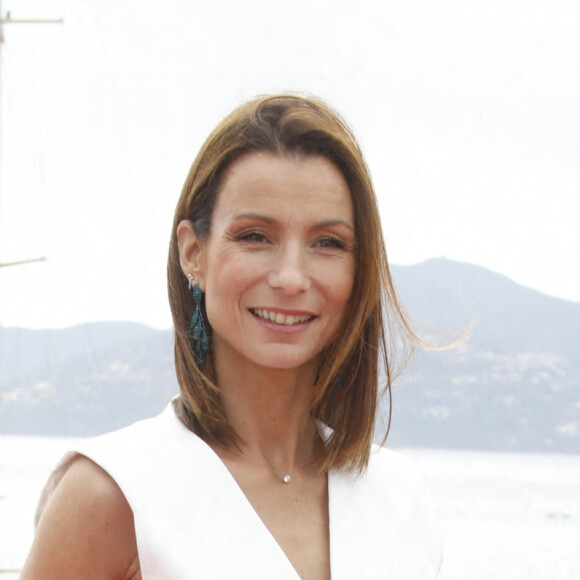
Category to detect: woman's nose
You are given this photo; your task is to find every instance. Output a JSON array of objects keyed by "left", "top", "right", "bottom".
[{"left": 267, "top": 246, "right": 311, "bottom": 295}]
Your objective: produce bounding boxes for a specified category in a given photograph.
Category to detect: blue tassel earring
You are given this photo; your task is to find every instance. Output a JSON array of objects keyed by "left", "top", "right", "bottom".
[{"left": 187, "top": 273, "right": 209, "bottom": 368}]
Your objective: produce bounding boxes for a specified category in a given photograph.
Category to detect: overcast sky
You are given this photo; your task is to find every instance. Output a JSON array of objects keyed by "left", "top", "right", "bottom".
[{"left": 1, "top": 0, "right": 579, "bottom": 329}]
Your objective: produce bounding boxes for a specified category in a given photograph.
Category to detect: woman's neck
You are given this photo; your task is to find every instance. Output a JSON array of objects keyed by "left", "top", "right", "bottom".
[{"left": 213, "top": 344, "right": 320, "bottom": 477}]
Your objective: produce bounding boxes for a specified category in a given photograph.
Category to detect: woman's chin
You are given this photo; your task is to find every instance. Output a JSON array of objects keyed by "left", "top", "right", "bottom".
[
  {"left": 212, "top": 337, "right": 322, "bottom": 374},
  {"left": 254, "top": 357, "right": 310, "bottom": 371},
  {"left": 247, "top": 349, "right": 319, "bottom": 373}
]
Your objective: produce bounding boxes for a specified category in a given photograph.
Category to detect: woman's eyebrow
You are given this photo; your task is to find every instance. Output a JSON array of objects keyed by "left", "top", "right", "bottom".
[
  {"left": 313, "top": 219, "right": 354, "bottom": 231},
  {"left": 232, "top": 212, "right": 275, "bottom": 223},
  {"left": 232, "top": 214, "right": 354, "bottom": 231}
]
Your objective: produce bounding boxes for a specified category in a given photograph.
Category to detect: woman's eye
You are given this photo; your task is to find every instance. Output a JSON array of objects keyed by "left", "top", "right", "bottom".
[
  {"left": 238, "top": 231, "right": 268, "bottom": 243},
  {"left": 316, "top": 237, "right": 346, "bottom": 250}
]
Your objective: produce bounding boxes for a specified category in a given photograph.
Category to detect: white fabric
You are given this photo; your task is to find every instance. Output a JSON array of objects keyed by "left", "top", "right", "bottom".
[{"left": 41, "top": 404, "right": 442, "bottom": 579}]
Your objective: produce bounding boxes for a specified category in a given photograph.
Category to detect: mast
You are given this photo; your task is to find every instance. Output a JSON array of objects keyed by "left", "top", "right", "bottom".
[{"left": 0, "top": 1, "right": 63, "bottom": 269}]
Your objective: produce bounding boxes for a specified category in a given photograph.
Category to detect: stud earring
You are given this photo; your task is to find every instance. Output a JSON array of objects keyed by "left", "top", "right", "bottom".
[{"left": 187, "top": 273, "right": 209, "bottom": 368}]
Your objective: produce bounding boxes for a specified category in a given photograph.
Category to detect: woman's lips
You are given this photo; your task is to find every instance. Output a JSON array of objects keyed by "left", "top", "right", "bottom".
[{"left": 249, "top": 308, "right": 316, "bottom": 326}]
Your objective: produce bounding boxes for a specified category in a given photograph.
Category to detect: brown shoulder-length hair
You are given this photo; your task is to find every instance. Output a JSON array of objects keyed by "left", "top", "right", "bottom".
[{"left": 168, "top": 94, "right": 417, "bottom": 473}]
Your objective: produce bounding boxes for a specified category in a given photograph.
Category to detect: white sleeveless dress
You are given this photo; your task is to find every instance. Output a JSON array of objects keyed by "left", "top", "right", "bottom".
[{"left": 38, "top": 403, "right": 442, "bottom": 579}]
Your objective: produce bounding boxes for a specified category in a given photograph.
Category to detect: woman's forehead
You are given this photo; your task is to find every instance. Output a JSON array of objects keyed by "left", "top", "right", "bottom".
[{"left": 214, "top": 152, "right": 354, "bottom": 221}]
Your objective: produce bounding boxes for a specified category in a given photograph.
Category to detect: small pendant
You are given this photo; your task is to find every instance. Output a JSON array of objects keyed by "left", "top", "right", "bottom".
[{"left": 283, "top": 474, "right": 292, "bottom": 484}]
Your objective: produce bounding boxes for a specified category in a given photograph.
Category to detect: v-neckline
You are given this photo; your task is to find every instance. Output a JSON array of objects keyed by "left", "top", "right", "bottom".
[{"left": 178, "top": 414, "right": 334, "bottom": 579}]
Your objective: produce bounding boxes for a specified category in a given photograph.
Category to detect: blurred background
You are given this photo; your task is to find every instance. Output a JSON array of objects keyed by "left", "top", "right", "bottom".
[
  {"left": 0, "top": 0, "right": 578, "bottom": 330},
  {"left": 1, "top": 1, "right": 579, "bottom": 578}
]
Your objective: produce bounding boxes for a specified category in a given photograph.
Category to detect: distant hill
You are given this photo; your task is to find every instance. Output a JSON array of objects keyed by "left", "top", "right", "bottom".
[
  {"left": 1, "top": 259, "right": 578, "bottom": 453},
  {"left": 0, "top": 322, "right": 178, "bottom": 436},
  {"left": 387, "top": 259, "right": 580, "bottom": 452}
]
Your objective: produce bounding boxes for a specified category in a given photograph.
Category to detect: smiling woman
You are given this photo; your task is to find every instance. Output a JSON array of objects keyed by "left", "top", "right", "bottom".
[
  {"left": 177, "top": 154, "right": 355, "bottom": 373},
  {"left": 21, "top": 95, "right": 443, "bottom": 579}
]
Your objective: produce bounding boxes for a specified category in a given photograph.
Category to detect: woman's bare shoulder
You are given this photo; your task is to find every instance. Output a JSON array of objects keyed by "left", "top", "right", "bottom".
[{"left": 20, "top": 455, "right": 140, "bottom": 580}]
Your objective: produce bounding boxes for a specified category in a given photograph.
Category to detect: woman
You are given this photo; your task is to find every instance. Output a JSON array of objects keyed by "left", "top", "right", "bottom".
[{"left": 21, "top": 94, "right": 442, "bottom": 579}]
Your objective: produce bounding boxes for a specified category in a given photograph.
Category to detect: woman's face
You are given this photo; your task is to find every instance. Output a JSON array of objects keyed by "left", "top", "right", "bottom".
[{"left": 193, "top": 152, "right": 356, "bottom": 371}]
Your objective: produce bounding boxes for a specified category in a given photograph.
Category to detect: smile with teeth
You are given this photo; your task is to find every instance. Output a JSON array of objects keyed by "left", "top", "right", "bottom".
[{"left": 250, "top": 308, "right": 315, "bottom": 326}]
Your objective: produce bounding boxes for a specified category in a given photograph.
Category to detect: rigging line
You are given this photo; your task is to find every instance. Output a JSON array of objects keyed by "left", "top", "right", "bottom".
[
  {"left": 1, "top": 9, "right": 64, "bottom": 30},
  {"left": 0, "top": 257, "right": 46, "bottom": 268},
  {"left": 2, "top": 17, "right": 64, "bottom": 24}
]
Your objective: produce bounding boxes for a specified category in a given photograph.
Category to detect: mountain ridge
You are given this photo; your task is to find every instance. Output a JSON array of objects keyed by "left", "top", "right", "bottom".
[{"left": 1, "top": 258, "right": 578, "bottom": 453}]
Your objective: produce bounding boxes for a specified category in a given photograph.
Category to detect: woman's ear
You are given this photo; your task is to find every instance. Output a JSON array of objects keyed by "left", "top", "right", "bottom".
[{"left": 176, "top": 220, "right": 207, "bottom": 290}]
